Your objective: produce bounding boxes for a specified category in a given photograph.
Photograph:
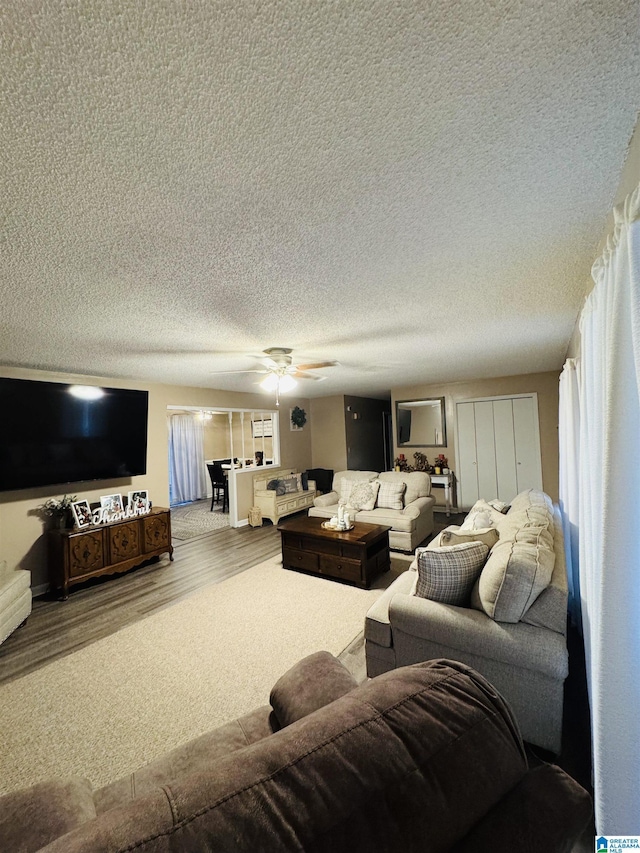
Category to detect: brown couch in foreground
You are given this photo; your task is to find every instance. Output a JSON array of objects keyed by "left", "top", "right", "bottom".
[{"left": 0, "top": 653, "right": 591, "bottom": 852}]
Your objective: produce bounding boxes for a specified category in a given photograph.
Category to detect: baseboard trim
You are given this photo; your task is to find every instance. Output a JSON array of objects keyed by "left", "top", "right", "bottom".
[
  {"left": 234, "top": 518, "right": 249, "bottom": 528},
  {"left": 32, "top": 582, "right": 50, "bottom": 598}
]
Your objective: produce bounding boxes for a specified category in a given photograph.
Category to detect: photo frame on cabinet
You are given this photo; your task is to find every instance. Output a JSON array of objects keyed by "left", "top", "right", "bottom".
[
  {"left": 71, "top": 499, "right": 92, "bottom": 528},
  {"left": 127, "top": 490, "right": 150, "bottom": 512},
  {"left": 100, "top": 493, "right": 124, "bottom": 514}
]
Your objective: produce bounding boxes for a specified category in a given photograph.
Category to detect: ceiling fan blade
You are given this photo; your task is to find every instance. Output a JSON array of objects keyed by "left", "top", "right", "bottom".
[
  {"left": 209, "top": 369, "right": 268, "bottom": 375},
  {"left": 294, "top": 361, "right": 338, "bottom": 371},
  {"left": 291, "top": 370, "right": 326, "bottom": 381}
]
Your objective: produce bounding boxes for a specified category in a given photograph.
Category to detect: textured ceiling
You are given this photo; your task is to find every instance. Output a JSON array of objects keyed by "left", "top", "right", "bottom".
[{"left": 1, "top": 1, "right": 638, "bottom": 399}]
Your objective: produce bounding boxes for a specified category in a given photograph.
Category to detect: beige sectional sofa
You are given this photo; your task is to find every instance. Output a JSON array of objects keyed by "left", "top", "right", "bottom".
[
  {"left": 308, "top": 469, "right": 435, "bottom": 551},
  {"left": 365, "top": 489, "right": 569, "bottom": 753}
]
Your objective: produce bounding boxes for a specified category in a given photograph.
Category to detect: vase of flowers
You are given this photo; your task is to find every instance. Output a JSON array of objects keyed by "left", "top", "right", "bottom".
[
  {"left": 434, "top": 454, "right": 448, "bottom": 475},
  {"left": 394, "top": 454, "right": 412, "bottom": 472},
  {"left": 40, "top": 495, "right": 77, "bottom": 529},
  {"left": 412, "top": 452, "right": 429, "bottom": 471}
]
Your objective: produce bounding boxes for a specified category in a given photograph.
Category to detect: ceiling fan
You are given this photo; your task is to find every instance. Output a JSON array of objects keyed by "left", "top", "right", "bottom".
[{"left": 211, "top": 348, "right": 338, "bottom": 406}]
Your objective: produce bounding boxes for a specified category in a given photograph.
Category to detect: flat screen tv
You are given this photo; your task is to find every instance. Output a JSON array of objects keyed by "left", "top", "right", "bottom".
[{"left": 0, "top": 378, "right": 149, "bottom": 492}]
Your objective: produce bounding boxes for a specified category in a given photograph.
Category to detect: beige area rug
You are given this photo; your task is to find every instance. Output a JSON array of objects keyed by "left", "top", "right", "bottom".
[{"left": 0, "top": 556, "right": 391, "bottom": 795}]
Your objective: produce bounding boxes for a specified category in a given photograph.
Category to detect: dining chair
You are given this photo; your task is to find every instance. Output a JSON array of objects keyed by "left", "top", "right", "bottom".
[{"left": 206, "top": 463, "right": 228, "bottom": 512}]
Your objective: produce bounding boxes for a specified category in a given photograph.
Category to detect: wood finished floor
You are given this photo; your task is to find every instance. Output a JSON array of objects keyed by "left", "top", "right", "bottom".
[
  {"left": 0, "top": 511, "right": 457, "bottom": 687},
  {"left": 0, "top": 521, "right": 282, "bottom": 686}
]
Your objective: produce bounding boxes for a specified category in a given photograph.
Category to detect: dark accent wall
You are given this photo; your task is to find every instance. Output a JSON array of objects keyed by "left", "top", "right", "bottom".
[{"left": 344, "top": 395, "right": 391, "bottom": 472}]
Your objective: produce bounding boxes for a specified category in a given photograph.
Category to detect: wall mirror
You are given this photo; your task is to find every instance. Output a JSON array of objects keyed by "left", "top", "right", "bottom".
[{"left": 396, "top": 398, "right": 446, "bottom": 447}]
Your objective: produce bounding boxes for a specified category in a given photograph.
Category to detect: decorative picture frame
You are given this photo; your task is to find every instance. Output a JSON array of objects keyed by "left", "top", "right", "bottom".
[
  {"left": 290, "top": 406, "right": 307, "bottom": 431},
  {"left": 127, "top": 490, "right": 150, "bottom": 513},
  {"left": 100, "top": 493, "right": 124, "bottom": 514},
  {"left": 71, "top": 499, "right": 93, "bottom": 528},
  {"left": 251, "top": 417, "right": 273, "bottom": 438}
]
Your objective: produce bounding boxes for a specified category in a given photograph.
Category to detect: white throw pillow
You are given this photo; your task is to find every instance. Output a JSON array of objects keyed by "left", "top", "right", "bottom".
[
  {"left": 348, "top": 480, "right": 380, "bottom": 511},
  {"left": 460, "top": 510, "right": 492, "bottom": 530},
  {"left": 339, "top": 478, "right": 355, "bottom": 505},
  {"left": 487, "top": 499, "right": 509, "bottom": 513},
  {"left": 460, "top": 499, "right": 505, "bottom": 530},
  {"left": 376, "top": 480, "right": 406, "bottom": 510}
]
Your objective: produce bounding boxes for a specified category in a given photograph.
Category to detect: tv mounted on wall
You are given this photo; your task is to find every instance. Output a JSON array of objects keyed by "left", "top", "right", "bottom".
[{"left": 0, "top": 378, "right": 149, "bottom": 492}]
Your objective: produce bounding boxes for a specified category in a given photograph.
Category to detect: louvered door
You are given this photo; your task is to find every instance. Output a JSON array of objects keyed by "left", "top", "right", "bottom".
[{"left": 455, "top": 395, "right": 543, "bottom": 510}]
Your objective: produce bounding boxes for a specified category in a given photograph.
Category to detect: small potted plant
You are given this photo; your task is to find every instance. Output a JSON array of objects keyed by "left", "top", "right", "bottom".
[{"left": 39, "top": 494, "right": 77, "bottom": 529}]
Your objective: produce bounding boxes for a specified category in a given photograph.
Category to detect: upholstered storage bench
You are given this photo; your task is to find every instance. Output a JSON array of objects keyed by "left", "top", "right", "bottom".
[{"left": 253, "top": 469, "right": 316, "bottom": 524}]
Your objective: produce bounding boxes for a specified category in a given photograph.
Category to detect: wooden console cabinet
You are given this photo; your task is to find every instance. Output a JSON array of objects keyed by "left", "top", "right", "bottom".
[{"left": 48, "top": 508, "right": 173, "bottom": 599}]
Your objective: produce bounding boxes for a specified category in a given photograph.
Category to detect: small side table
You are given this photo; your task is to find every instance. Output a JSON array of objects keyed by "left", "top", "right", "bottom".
[{"left": 430, "top": 472, "right": 453, "bottom": 517}]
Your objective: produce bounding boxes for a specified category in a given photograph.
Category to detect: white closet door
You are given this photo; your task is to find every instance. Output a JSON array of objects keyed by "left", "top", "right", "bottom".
[
  {"left": 474, "top": 401, "right": 498, "bottom": 500},
  {"left": 492, "top": 399, "right": 518, "bottom": 501},
  {"left": 456, "top": 401, "right": 479, "bottom": 509},
  {"left": 513, "top": 396, "right": 543, "bottom": 492},
  {"left": 456, "top": 394, "right": 543, "bottom": 509}
]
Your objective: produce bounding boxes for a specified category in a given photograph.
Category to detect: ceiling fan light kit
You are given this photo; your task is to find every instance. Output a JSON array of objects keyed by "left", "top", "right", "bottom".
[
  {"left": 259, "top": 373, "right": 280, "bottom": 392},
  {"left": 211, "top": 347, "right": 338, "bottom": 406},
  {"left": 260, "top": 371, "right": 297, "bottom": 406},
  {"left": 276, "top": 374, "right": 297, "bottom": 393}
]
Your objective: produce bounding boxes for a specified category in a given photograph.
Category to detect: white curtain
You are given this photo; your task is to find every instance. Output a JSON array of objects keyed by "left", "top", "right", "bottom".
[
  {"left": 558, "top": 358, "right": 581, "bottom": 631},
  {"left": 569, "top": 185, "right": 640, "bottom": 833},
  {"left": 168, "top": 414, "right": 207, "bottom": 505}
]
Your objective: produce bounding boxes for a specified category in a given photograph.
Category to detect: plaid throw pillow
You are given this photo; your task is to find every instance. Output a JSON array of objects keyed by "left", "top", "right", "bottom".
[
  {"left": 348, "top": 480, "right": 380, "bottom": 511},
  {"left": 376, "top": 480, "right": 406, "bottom": 510},
  {"left": 415, "top": 542, "right": 489, "bottom": 606}
]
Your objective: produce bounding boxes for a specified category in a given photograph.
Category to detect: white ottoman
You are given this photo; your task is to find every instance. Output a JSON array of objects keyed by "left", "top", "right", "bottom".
[{"left": 0, "top": 562, "right": 32, "bottom": 646}]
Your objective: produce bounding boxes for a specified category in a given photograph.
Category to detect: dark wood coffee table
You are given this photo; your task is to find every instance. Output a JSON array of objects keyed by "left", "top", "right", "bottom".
[{"left": 277, "top": 515, "right": 391, "bottom": 588}]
